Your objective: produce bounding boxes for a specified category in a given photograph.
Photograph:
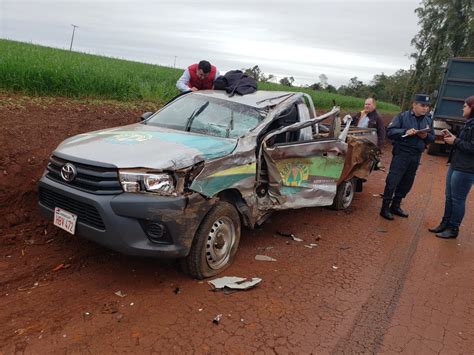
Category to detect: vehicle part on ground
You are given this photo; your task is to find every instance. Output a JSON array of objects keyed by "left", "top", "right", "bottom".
[{"left": 182, "top": 201, "right": 241, "bottom": 279}]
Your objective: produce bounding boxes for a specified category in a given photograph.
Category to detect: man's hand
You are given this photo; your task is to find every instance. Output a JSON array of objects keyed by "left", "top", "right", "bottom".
[
  {"left": 405, "top": 128, "right": 417, "bottom": 136},
  {"left": 190, "top": 87, "right": 199, "bottom": 92},
  {"left": 444, "top": 134, "right": 457, "bottom": 145},
  {"left": 417, "top": 131, "right": 428, "bottom": 139}
]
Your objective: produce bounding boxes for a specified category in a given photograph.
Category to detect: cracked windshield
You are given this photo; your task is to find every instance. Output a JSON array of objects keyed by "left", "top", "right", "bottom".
[{"left": 145, "top": 94, "right": 263, "bottom": 138}]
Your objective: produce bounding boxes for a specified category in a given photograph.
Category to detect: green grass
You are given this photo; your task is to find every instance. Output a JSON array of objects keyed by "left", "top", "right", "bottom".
[
  {"left": 0, "top": 39, "right": 180, "bottom": 104},
  {"left": 0, "top": 39, "right": 400, "bottom": 113}
]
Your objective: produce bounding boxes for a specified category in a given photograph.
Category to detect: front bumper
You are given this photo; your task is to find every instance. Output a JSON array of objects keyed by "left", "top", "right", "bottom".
[{"left": 38, "top": 174, "right": 214, "bottom": 258}]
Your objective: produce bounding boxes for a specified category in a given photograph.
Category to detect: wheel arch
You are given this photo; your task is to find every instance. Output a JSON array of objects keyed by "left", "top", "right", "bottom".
[{"left": 216, "top": 189, "right": 252, "bottom": 228}]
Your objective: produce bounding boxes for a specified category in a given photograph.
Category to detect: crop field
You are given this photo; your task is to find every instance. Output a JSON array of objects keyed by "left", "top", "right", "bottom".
[{"left": 0, "top": 39, "right": 400, "bottom": 112}]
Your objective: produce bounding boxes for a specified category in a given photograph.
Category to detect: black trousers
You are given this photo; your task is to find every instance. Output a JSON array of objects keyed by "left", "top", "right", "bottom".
[{"left": 383, "top": 151, "right": 422, "bottom": 202}]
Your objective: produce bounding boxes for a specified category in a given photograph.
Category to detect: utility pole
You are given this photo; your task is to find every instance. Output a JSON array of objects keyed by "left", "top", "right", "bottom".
[
  {"left": 173, "top": 56, "right": 177, "bottom": 68},
  {"left": 69, "top": 24, "right": 79, "bottom": 51}
]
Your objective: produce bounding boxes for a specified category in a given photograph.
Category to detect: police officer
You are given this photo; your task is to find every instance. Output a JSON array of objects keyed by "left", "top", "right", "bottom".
[{"left": 380, "top": 94, "right": 435, "bottom": 220}]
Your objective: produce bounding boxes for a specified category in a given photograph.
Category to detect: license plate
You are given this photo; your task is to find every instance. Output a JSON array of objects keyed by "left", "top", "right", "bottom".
[{"left": 54, "top": 207, "right": 78, "bottom": 235}]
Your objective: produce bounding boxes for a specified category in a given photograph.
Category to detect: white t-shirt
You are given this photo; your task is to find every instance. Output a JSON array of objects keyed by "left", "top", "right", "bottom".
[{"left": 357, "top": 114, "right": 369, "bottom": 128}]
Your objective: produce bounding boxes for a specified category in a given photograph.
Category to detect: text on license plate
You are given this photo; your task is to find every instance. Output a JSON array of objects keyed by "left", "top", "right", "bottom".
[{"left": 54, "top": 207, "right": 78, "bottom": 235}]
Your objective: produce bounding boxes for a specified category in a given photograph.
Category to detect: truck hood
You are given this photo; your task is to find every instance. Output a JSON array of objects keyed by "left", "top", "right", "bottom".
[{"left": 55, "top": 124, "right": 237, "bottom": 170}]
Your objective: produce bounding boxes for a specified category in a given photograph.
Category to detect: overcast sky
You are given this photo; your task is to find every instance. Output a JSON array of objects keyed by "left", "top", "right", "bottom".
[{"left": 0, "top": 0, "right": 421, "bottom": 87}]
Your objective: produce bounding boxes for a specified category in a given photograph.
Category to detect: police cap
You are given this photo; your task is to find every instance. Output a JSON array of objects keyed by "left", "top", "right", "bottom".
[{"left": 414, "top": 94, "right": 431, "bottom": 105}]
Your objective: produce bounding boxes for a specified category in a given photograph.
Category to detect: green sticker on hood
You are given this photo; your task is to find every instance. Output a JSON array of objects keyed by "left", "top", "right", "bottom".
[{"left": 97, "top": 130, "right": 237, "bottom": 159}]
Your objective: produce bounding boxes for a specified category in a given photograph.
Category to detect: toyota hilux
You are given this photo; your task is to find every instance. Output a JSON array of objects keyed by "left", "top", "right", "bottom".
[{"left": 38, "top": 90, "right": 380, "bottom": 279}]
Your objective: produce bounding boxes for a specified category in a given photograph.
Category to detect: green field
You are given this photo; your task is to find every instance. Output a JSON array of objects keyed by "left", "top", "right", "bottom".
[{"left": 0, "top": 39, "right": 400, "bottom": 113}]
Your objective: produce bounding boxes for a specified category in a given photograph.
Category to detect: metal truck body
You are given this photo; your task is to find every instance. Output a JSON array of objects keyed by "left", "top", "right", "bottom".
[{"left": 429, "top": 57, "right": 474, "bottom": 154}]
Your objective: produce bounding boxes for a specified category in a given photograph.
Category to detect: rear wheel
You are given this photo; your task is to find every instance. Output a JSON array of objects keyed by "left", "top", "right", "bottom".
[
  {"left": 182, "top": 201, "right": 241, "bottom": 279},
  {"left": 331, "top": 179, "right": 355, "bottom": 210}
]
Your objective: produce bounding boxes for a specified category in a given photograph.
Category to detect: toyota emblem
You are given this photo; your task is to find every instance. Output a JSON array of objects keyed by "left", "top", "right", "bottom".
[{"left": 61, "top": 163, "right": 77, "bottom": 182}]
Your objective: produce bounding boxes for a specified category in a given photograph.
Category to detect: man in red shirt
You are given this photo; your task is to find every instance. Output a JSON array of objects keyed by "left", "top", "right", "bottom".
[{"left": 176, "top": 60, "right": 220, "bottom": 92}]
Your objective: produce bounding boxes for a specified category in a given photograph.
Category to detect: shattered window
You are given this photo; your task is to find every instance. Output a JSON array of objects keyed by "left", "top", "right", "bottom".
[{"left": 146, "top": 95, "right": 263, "bottom": 139}]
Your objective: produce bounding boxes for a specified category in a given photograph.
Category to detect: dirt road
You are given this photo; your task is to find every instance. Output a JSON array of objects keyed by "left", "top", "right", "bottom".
[{"left": 1, "top": 94, "right": 472, "bottom": 354}]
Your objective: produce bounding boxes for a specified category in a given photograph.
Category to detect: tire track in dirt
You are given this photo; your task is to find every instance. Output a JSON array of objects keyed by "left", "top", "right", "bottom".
[{"left": 332, "top": 154, "right": 436, "bottom": 354}]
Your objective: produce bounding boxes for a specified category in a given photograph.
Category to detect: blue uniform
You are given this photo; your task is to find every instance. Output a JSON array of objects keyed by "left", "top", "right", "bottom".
[{"left": 382, "top": 110, "right": 435, "bottom": 202}]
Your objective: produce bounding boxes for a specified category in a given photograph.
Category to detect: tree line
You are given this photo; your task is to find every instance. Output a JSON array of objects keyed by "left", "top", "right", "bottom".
[{"left": 244, "top": 0, "right": 473, "bottom": 109}]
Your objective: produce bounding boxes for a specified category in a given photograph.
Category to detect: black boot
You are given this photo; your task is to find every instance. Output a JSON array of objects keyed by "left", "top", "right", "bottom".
[
  {"left": 380, "top": 200, "right": 394, "bottom": 220},
  {"left": 429, "top": 218, "right": 449, "bottom": 233},
  {"left": 436, "top": 226, "right": 459, "bottom": 239},
  {"left": 390, "top": 198, "right": 408, "bottom": 218}
]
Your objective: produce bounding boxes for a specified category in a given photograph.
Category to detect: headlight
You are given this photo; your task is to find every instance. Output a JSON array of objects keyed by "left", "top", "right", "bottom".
[{"left": 119, "top": 171, "right": 175, "bottom": 194}]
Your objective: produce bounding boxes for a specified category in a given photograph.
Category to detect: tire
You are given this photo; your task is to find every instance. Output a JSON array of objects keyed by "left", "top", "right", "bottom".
[
  {"left": 182, "top": 201, "right": 241, "bottom": 279},
  {"left": 331, "top": 179, "right": 355, "bottom": 210},
  {"left": 427, "top": 143, "right": 440, "bottom": 155}
]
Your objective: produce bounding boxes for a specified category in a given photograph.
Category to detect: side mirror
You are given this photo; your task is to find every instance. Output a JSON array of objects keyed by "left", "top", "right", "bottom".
[{"left": 140, "top": 112, "right": 154, "bottom": 121}]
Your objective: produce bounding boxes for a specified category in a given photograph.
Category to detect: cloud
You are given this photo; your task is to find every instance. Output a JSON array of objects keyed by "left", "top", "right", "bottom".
[{"left": 1, "top": 0, "right": 420, "bottom": 86}]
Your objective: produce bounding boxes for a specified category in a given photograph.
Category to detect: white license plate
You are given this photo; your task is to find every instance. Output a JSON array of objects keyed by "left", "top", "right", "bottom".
[{"left": 54, "top": 207, "right": 78, "bottom": 235}]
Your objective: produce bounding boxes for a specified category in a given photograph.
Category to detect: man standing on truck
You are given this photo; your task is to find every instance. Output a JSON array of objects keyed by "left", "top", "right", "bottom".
[
  {"left": 380, "top": 94, "right": 435, "bottom": 220},
  {"left": 176, "top": 60, "right": 220, "bottom": 92},
  {"left": 351, "top": 97, "right": 386, "bottom": 149}
]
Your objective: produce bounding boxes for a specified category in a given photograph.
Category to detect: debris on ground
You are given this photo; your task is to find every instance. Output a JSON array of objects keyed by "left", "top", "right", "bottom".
[
  {"left": 52, "top": 263, "right": 71, "bottom": 271},
  {"left": 376, "top": 228, "right": 388, "bottom": 233},
  {"left": 275, "top": 230, "right": 303, "bottom": 242},
  {"left": 53, "top": 263, "right": 64, "bottom": 271},
  {"left": 304, "top": 243, "right": 318, "bottom": 249},
  {"left": 114, "top": 290, "right": 127, "bottom": 298},
  {"left": 212, "top": 314, "right": 222, "bottom": 325},
  {"left": 208, "top": 276, "right": 262, "bottom": 292},
  {"left": 255, "top": 255, "right": 277, "bottom": 262},
  {"left": 17, "top": 282, "right": 40, "bottom": 292},
  {"left": 173, "top": 287, "right": 180, "bottom": 294},
  {"left": 332, "top": 265, "right": 339, "bottom": 270},
  {"left": 83, "top": 312, "right": 92, "bottom": 320},
  {"left": 101, "top": 301, "right": 119, "bottom": 314}
]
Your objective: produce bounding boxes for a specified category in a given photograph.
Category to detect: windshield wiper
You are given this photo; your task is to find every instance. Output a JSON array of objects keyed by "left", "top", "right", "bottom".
[
  {"left": 185, "top": 101, "right": 209, "bottom": 132},
  {"left": 225, "top": 111, "right": 234, "bottom": 138},
  {"left": 255, "top": 93, "right": 293, "bottom": 105}
]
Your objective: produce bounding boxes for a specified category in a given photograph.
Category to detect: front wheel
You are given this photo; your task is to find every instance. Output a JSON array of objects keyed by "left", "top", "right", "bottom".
[
  {"left": 182, "top": 201, "right": 241, "bottom": 279},
  {"left": 331, "top": 179, "right": 355, "bottom": 210}
]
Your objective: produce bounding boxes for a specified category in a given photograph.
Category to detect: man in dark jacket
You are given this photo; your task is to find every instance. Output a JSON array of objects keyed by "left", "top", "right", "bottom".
[
  {"left": 380, "top": 94, "right": 435, "bottom": 220},
  {"left": 351, "top": 97, "right": 385, "bottom": 149}
]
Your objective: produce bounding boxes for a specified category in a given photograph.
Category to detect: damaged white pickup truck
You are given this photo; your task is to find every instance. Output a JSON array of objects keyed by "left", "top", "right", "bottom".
[{"left": 38, "top": 90, "right": 380, "bottom": 278}]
